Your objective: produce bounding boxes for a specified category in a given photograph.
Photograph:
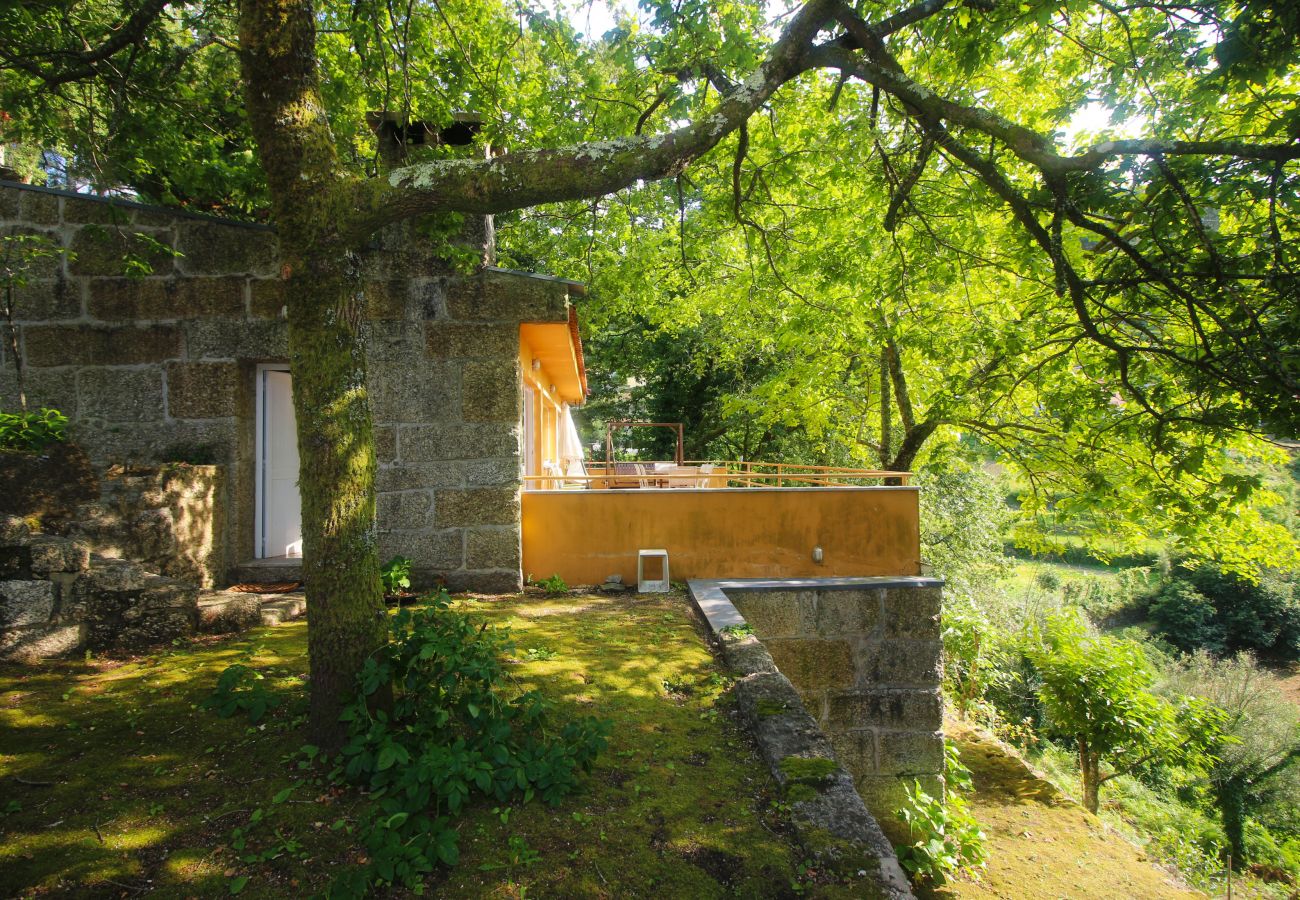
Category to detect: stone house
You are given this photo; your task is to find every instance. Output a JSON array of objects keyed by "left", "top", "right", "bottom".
[{"left": 0, "top": 179, "right": 587, "bottom": 593}]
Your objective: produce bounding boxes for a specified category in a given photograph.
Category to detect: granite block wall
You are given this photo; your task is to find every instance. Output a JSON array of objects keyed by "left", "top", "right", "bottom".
[
  {"left": 726, "top": 584, "right": 944, "bottom": 841},
  {"left": 0, "top": 181, "right": 574, "bottom": 591}
]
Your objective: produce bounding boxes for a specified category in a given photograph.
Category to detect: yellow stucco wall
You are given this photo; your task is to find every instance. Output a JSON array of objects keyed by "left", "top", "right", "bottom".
[{"left": 521, "top": 487, "right": 921, "bottom": 586}]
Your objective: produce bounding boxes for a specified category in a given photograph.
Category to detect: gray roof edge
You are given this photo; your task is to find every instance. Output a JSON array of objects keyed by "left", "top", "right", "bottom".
[{"left": 0, "top": 180, "right": 274, "bottom": 231}]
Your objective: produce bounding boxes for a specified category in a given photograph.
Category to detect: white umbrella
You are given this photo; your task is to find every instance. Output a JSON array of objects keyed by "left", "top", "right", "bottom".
[{"left": 558, "top": 405, "right": 586, "bottom": 477}]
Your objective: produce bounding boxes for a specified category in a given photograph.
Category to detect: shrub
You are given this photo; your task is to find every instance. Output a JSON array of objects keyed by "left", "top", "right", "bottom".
[
  {"left": 331, "top": 594, "right": 609, "bottom": 893},
  {"left": 895, "top": 743, "right": 986, "bottom": 886},
  {"left": 1149, "top": 565, "right": 1300, "bottom": 660},
  {"left": 0, "top": 407, "right": 68, "bottom": 453}
]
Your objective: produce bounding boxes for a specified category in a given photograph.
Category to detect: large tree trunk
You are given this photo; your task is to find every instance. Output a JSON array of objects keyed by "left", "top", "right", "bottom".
[
  {"left": 239, "top": 0, "right": 388, "bottom": 745},
  {"left": 286, "top": 256, "right": 389, "bottom": 742}
]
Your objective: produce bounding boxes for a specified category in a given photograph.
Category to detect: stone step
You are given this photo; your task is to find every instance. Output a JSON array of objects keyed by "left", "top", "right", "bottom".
[
  {"left": 228, "top": 560, "right": 304, "bottom": 586},
  {"left": 197, "top": 590, "right": 306, "bottom": 633}
]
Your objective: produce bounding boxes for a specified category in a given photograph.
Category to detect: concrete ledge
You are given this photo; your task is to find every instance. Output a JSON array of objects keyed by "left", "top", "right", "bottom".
[{"left": 689, "top": 578, "right": 916, "bottom": 899}]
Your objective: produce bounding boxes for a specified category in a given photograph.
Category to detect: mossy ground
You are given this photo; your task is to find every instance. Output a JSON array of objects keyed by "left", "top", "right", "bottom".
[
  {"left": 0, "top": 591, "right": 867, "bottom": 898},
  {"left": 916, "top": 719, "right": 1203, "bottom": 900}
]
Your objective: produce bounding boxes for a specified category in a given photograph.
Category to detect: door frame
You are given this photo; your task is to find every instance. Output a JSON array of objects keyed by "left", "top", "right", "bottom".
[{"left": 254, "top": 363, "right": 293, "bottom": 559}]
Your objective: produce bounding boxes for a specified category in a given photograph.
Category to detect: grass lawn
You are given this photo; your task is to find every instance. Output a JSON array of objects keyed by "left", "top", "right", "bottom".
[{"left": 1, "top": 591, "right": 865, "bottom": 898}]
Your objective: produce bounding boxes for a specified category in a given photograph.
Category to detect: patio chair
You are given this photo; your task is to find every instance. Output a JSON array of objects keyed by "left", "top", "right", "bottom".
[{"left": 609, "top": 461, "right": 645, "bottom": 489}]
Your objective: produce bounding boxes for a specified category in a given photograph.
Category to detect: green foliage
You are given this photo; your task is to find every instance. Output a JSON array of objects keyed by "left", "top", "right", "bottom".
[
  {"left": 200, "top": 664, "right": 278, "bottom": 725},
  {"left": 1149, "top": 565, "right": 1300, "bottom": 660},
  {"left": 1029, "top": 614, "right": 1223, "bottom": 812},
  {"left": 0, "top": 407, "right": 67, "bottom": 453},
  {"left": 378, "top": 556, "right": 412, "bottom": 596},
  {"left": 895, "top": 744, "right": 986, "bottom": 886},
  {"left": 329, "top": 593, "right": 609, "bottom": 894},
  {"left": 532, "top": 573, "right": 568, "bottom": 595}
]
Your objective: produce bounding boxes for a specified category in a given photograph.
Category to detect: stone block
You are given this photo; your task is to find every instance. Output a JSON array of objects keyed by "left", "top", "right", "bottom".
[
  {"left": 69, "top": 225, "right": 176, "bottom": 277},
  {"left": 729, "top": 591, "right": 818, "bottom": 638},
  {"left": 464, "top": 457, "right": 519, "bottom": 487},
  {"left": 376, "top": 462, "right": 464, "bottom": 492},
  {"left": 720, "top": 634, "right": 780, "bottom": 677},
  {"left": 374, "top": 425, "right": 397, "bottom": 463},
  {"left": 70, "top": 418, "right": 236, "bottom": 466},
  {"left": 249, "top": 278, "right": 285, "bottom": 318},
  {"left": 377, "top": 491, "right": 433, "bottom": 530},
  {"left": 815, "top": 589, "right": 882, "bottom": 638},
  {"left": 368, "top": 361, "right": 458, "bottom": 423},
  {"left": 0, "top": 624, "right": 85, "bottom": 662},
  {"left": 441, "top": 569, "right": 522, "bottom": 594},
  {"left": 876, "top": 730, "right": 945, "bottom": 776},
  {"left": 184, "top": 319, "right": 287, "bottom": 360},
  {"left": 365, "top": 321, "right": 427, "bottom": 361},
  {"left": 1, "top": 226, "right": 63, "bottom": 279},
  {"left": 827, "top": 729, "right": 877, "bottom": 779},
  {"left": 855, "top": 639, "right": 943, "bottom": 687},
  {"left": 461, "top": 360, "right": 519, "bottom": 423},
  {"left": 447, "top": 273, "right": 569, "bottom": 322},
  {"left": 6, "top": 278, "right": 80, "bottom": 320},
  {"left": 434, "top": 487, "right": 518, "bottom": 528},
  {"left": 378, "top": 529, "right": 463, "bottom": 570},
  {"left": 883, "top": 586, "right": 942, "bottom": 639},
  {"left": 0, "top": 187, "right": 20, "bottom": 219},
  {"left": 166, "top": 361, "right": 239, "bottom": 418},
  {"left": 0, "top": 580, "right": 56, "bottom": 628},
  {"left": 24, "top": 324, "right": 182, "bottom": 366},
  {"left": 19, "top": 191, "right": 60, "bottom": 225},
  {"left": 0, "top": 516, "right": 32, "bottom": 544},
  {"left": 84, "top": 558, "right": 151, "bottom": 592},
  {"left": 363, "top": 279, "right": 408, "bottom": 321},
  {"left": 399, "top": 423, "right": 516, "bottom": 462},
  {"left": 77, "top": 368, "right": 165, "bottom": 423},
  {"left": 0, "top": 367, "right": 79, "bottom": 420},
  {"left": 27, "top": 537, "right": 90, "bottom": 576},
  {"left": 198, "top": 592, "right": 262, "bottom": 633},
  {"left": 465, "top": 527, "right": 520, "bottom": 570},
  {"left": 826, "top": 688, "right": 942, "bottom": 731},
  {"left": 764, "top": 637, "right": 856, "bottom": 693},
  {"left": 61, "top": 196, "right": 133, "bottom": 225},
  {"left": 426, "top": 322, "right": 517, "bottom": 359},
  {"left": 88, "top": 277, "right": 244, "bottom": 320},
  {"left": 175, "top": 221, "right": 278, "bottom": 276}
]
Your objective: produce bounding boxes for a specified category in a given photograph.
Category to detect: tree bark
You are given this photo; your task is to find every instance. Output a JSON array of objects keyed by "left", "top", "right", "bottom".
[
  {"left": 879, "top": 347, "right": 892, "bottom": 469},
  {"left": 239, "top": 0, "right": 388, "bottom": 746},
  {"left": 1079, "top": 738, "right": 1100, "bottom": 814}
]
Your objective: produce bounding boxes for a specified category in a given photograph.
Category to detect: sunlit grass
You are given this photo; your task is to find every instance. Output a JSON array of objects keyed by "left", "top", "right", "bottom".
[{"left": 0, "top": 592, "right": 864, "bottom": 898}]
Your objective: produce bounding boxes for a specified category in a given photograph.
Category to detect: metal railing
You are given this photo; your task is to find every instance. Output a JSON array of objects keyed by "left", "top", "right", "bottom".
[{"left": 523, "top": 461, "right": 911, "bottom": 490}]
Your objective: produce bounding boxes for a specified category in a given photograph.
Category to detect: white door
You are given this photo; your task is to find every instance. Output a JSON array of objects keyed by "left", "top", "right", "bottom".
[
  {"left": 522, "top": 385, "right": 537, "bottom": 488},
  {"left": 257, "top": 368, "right": 303, "bottom": 558}
]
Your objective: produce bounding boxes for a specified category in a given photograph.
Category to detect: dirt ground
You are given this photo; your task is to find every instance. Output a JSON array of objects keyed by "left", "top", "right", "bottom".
[{"left": 917, "top": 720, "right": 1203, "bottom": 900}]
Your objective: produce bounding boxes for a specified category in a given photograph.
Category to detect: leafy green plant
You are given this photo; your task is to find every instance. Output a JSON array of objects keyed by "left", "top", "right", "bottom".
[
  {"left": 200, "top": 664, "right": 278, "bottom": 724},
  {"left": 533, "top": 573, "right": 568, "bottom": 595},
  {"left": 328, "top": 592, "right": 610, "bottom": 895},
  {"left": 895, "top": 744, "right": 986, "bottom": 886},
  {"left": 379, "top": 555, "right": 412, "bottom": 596},
  {"left": 1029, "top": 613, "right": 1224, "bottom": 813},
  {"left": 0, "top": 407, "right": 68, "bottom": 453}
]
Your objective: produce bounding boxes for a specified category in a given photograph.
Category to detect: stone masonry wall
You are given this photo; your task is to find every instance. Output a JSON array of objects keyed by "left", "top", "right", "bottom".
[
  {"left": 726, "top": 584, "right": 944, "bottom": 842},
  {"left": 0, "top": 181, "right": 574, "bottom": 591},
  {"left": 69, "top": 464, "right": 225, "bottom": 588}
]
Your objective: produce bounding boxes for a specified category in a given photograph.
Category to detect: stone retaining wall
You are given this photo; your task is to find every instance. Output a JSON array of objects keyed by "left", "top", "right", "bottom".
[
  {"left": 69, "top": 464, "right": 225, "bottom": 588},
  {"left": 690, "top": 577, "right": 944, "bottom": 845},
  {"left": 0, "top": 181, "right": 577, "bottom": 591}
]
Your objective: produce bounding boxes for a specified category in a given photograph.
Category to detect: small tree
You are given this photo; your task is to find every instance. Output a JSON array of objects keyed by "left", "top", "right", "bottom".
[
  {"left": 1, "top": 231, "right": 61, "bottom": 411},
  {"left": 1029, "top": 615, "right": 1222, "bottom": 814}
]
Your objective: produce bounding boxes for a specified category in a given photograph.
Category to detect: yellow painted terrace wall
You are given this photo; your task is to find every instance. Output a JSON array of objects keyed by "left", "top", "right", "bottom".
[{"left": 521, "top": 487, "right": 921, "bottom": 586}]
